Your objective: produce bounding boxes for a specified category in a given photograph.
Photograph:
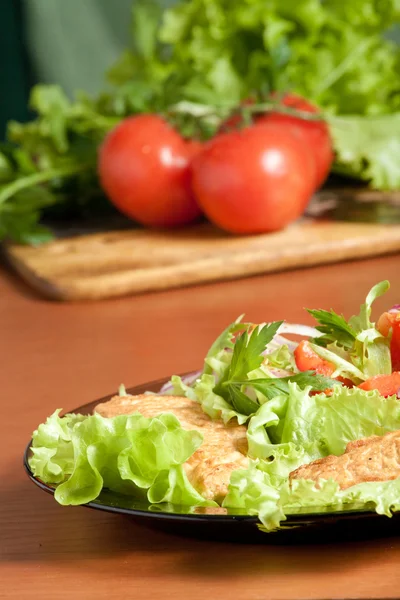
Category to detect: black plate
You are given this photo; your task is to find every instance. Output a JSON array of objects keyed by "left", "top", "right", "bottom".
[{"left": 24, "top": 375, "right": 400, "bottom": 544}]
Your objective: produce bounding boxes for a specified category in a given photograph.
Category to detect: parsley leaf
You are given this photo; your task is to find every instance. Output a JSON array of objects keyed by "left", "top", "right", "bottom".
[
  {"left": 307, "top": 308, "right": 356, "bottom": 349},
  {"left": 225, "top": 385, "right": 260, "bottom": 416},
  {"left": 203, "top": 315, "right": 248, "bottom": 375},
  {"left": 229, "top": 322, "right": 283, "bottom": 382},
  {"left": 214, "top": 321, "right": 339, "bottom": 417},
  {"left": 214, "top": 322, "right": 282, "bottom": 406},
  {"left": 242, "top": 372, "right": 342, "bottom": 402}
]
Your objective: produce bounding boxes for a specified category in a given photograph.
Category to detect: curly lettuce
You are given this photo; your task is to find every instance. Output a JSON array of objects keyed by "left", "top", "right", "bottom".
[
  {"left": 29, "top": 410, "right": 215, "bottom": 507},
  {"left": 225, "top": 384, "right": 400, "bottom": 530}
]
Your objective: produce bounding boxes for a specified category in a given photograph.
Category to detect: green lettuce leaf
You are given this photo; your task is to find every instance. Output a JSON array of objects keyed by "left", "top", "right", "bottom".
[
  {"left": 264, "top": 345, "right": 296, "bottom": 371},
  {"left": 263, "top": 383, "right": 400, "bottom": 455},
  {"left": 316, "top": 386, "right": 400, "bottom": 456},
  {"left": 225, "top": 383, "right": 400, "bottom": 531},
  {"left": 29, "top": 410, "right": 86, "bottom": 483},
  {"left": 171, "top": 374, "right": 249, "bottom": 425},
  {"left": 29, "top": 410, "right": 215, "bottom": 507},
  {"left": 225, "top": 465, "right": 400, "bottom": 532},
  {"left": 329, "top": 114, "right": 400, "bottom": 189}
]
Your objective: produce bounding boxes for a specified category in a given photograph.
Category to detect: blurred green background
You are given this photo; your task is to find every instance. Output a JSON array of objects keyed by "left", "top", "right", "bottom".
[
  {"left": 1, "top": 0, "right": 399, "bottom": 139},
  {"left": 0, "top": 0, "right": 175, "bottom": 138}
]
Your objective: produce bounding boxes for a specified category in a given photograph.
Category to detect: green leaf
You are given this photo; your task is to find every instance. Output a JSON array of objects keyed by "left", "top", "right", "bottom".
[
  {"left": 317, "top": 386, "right": 400, "bottom": 456},
  {"left": 330, "top": 115, "right": 400, "bottom": 189},
  {"left": 308, "top": 308, "right": 356, "bottom": 349},
  {"left": 225, "top": 468, "right": 400, "bottom": 533},
  {"left": 225, "top": 382, "right": 400, "bottom": 531},
  {"left": 349, "top": 280, "right": 390, "bottom": 332},
  {"left": 227, "top": 384, "right": 260, "bottom": 416},
  {"left": 310, "top": 342, "right": 365, "bottom": 381},
  {"left": 206, "top": 57, "right": 243, "bottom": 105},
  {"left": 307, "top": 281, "right": 391, "bottom": 379},
  {"left": 203, "top": 315, "right": 247, "bottom": 375},
  {"left": 131, "top": 0, "right": 162, "bottom": 61},
  {"left": 264, "top": 345, "right": 295, "bottom": 371},
  {"left": 29, "top": 85, "right": 71, "bottom": 154},
  {"left": 229, "top": 322, "right": 283, "bottom": 382},
  {"left": 170, "top": 374, "right": 249, "bottom": 425},
  {"left": 243, "top": 371, "right": 342, "bottom": 401},
  {"left": 148, "top": 465, "right": 212, "bottom": 505},
  {"left": 349, "top": 280, "right": 392, "bottom": 377},
  {"left": 29, "top": 410, "right": 213, "bottom": 507}
]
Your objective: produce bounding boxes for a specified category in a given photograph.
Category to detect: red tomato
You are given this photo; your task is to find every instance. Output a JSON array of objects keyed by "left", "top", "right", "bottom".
[
  {"left": 262, "top": 94, "right": 333, "bottom": 189},
  {"left": 294, "top": 340, "right": 353, "bottom": 390},
  {"left": 221, "top": 93, "right": 333, "bottom": 189},
  {"left": 191, "top": 122, "right": 315, "bottom": 234},
  {"left": 98, "top": 115, "right": 203, "bottom": 228}
]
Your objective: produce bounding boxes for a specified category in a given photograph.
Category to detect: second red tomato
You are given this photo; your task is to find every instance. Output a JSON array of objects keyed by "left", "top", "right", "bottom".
[
  {"left": 191, "top": 122, "right": 316, "bottom": 234},
  {"left": 262, "top": 94, "right": 334, "bottom": 189}
]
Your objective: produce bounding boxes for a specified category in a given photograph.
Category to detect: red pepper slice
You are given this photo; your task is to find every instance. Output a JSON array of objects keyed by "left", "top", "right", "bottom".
[
  {"left": 294, "top": 340, "right": 335, "bottom": 377},
  {"left": 358, "top": 372, "right": 400, "bottom": 397}
]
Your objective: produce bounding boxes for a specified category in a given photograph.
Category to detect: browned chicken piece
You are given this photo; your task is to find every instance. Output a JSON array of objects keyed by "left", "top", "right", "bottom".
[
  {"left": 95, "top": 394, "right": 248, "bottom": 503},
  {"left": 290, "top": 430, "right": 400, "bottom": 490}
]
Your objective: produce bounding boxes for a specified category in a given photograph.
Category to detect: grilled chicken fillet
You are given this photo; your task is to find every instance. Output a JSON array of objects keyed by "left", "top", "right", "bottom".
[
  {"left": 290, "top": 430, "right": 400, "bottom": 490},
  {"left": 95, "top": 394, "right": 248, "bottom": 503}
]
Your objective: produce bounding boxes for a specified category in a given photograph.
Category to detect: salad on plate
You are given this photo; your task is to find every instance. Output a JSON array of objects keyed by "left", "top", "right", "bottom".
[{"left": 28, "top": 280, "right": 400, "bottom": 532}]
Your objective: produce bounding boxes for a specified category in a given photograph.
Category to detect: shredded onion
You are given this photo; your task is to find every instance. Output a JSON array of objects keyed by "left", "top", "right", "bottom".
[
  {"left": 266, "top": 366, "right": 294, "bottom": 378},
  {"left": 278, "top": 322, "right": 322, "bottom": 338},
  {"left": 159, "top": 370, "right": 202, "bottom": 394},
  {"left": 389, "top": 305, "right": 400, "bottom": 314},
  {"left": 263, "top": 334, "right": 297, "bottom": 354}
]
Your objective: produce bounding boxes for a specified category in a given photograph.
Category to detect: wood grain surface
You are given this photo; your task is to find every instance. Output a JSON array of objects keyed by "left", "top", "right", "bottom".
[
  {"left": 5, "top": 219, "right": 400, "bottom": 301},
  {"left": 1, "top": 254, "right": 400, "bottom": 599}
]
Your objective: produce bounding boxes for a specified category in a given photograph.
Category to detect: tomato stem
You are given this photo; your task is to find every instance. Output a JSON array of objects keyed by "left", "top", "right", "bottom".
[{"left": 167, "top": 101, "right": 326, "bottom": 125}]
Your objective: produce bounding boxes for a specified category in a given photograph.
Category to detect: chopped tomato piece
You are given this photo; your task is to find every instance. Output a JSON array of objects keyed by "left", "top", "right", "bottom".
[
  {"left": 358, "top": 372, "right": 400, "bottom": 397},
  {"left": 295, "top": 340, "right": 353, "bottom": 390},
  {"left": 294, "top": 340, "right": 335, "bottom": 377},
  {"left": 377, "top": 310, "right": 400, "bottom": 371}
]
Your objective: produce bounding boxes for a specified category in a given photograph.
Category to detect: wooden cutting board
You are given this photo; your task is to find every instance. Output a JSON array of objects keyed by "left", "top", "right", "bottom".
[{"left": 4, "top": 215, "right": 400, "bottom": 301}]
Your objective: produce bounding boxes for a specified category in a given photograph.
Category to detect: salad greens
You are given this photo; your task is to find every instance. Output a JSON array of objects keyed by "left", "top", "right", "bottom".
[
  {"left": 310, "top": 280, "right": 392, "bottom": 379},
  {"left": 30, "top": 409, "right": 214, "bottom": 507},
  {"left": 224, "top": 385, "right": 400, "bottom": 530},
  {"left": 29, "top": 280, "right": 400, "bottom": 532},
  {"left": 2, "top": 0, "right": 400, "bottom": 243}
]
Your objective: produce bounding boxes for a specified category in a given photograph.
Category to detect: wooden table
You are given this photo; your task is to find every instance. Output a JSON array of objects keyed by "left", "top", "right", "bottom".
[{"left": 1, "top": 254, "right": 400, "bottom": 600}]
